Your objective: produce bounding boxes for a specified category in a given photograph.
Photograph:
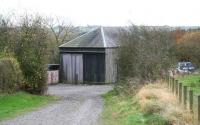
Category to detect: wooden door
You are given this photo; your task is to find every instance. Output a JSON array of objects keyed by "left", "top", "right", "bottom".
[
  {"left": 83, "top": 53, "right": 105, "bottom": 83},
  {"left": 62, "top": 54, "right": 83, "bottom": 84}
]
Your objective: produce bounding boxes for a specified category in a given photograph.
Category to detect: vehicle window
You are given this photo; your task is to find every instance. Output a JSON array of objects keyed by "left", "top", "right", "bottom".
[
  {"left": 180, "top": 66, "right": 184, "bottom": 70},
  {"left": 186, "top": 63, "right": 192, "bottom": 67}
]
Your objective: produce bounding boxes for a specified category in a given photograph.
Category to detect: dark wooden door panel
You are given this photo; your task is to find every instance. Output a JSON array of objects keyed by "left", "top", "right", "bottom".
[{"left": 83, "top": 54, "right": 105, "bottom": 83}]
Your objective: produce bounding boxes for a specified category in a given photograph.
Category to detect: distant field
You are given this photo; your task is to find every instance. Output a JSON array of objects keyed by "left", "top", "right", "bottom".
[
  {"left": 177, "top": 75, "right": 200, "bottom": 93},
  {"left": 0, "top": 92, "right": 57, "bottom": 120}
]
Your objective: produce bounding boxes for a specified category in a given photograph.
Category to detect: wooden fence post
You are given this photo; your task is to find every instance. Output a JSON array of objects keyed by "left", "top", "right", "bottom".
[
  {"left": 188, "top": 89, "right": 193, "bottom": 112},
  {"left": 2, "top": 74, "right": 5, "bottom": 92},
  {"left": 197, "top": 95, "right": 200, "bottom": 125},
  {"left": 175, "top": 80, "right": 178, "bottom": 96},
  {"left": 169, "top": 76, "right": 172, "bottom": 90},
  {"left": 167, "top": 76, "right": 170, "bottom": 87},
  {"left": 165, "top": 75, "right": 168, "bottom": 82},
  {"left": 0, "top": 74, "right": 2, "bottom": 92},
  {"left": 178, "top": 83, "right": 182, "bottom": 103},
  {"left": 169, "top": 76, "right": 171, "bottom": 90},
  {"left": 171, "top": 77, "right": 173, "bottom": 91},
  {"left": 183, "top": 86, "right": 188, "bottom": 107},
  {"left": 172, "top": 78, "right": 175, "bottom": 93}
]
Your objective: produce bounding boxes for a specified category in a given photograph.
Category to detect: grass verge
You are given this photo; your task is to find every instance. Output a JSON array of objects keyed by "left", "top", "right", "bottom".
[
  {"left": 0, "top": 91, "right": 58, "bottom": 120},
  {"left": 100, "top": 82, "right": 193, "bottom": 125},
  {"left": 100, "top": 89, "right": 169, "bottom": 125}
]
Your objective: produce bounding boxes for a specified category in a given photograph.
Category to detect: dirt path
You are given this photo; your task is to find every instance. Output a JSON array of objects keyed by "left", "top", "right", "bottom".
[{"left": 1, "top": 84, "right": 113, "bottom": 125}]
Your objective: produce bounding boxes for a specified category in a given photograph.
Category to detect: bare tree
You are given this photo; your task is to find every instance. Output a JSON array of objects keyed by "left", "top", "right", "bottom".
[
  {"left": 0, "top": 15, "right": 14, "bottom": 52},
  {"left": 45, "top": 17, "right": 74, "bottom": 63},
  {"left": 46, "top": 17, "right": 73, "bottom": 44}
]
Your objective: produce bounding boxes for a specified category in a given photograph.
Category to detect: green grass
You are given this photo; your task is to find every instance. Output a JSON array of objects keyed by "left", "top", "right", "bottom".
[
  {"left": 177, "top": 75, "right": 200, "bottom": 87},
  {"left": 177, "top": 75, "right": 200, "bottom": 93},
  {"left": 0, "top": 92, "right": 57, "bottom": 120},
  {"left": 100, "top": 90, "right": 169, "bottom": 125}
]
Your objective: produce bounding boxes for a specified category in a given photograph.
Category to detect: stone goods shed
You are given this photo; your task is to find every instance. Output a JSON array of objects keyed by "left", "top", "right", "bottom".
[{"left": 59, "top": 27, "right": 119, "bottom": 84}]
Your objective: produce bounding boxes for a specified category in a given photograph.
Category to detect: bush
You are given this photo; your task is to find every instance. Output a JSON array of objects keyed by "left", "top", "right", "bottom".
[
  {"left": 0, "top": 15, "right": 50, "bottom": 94},
  {"left": 0, "top": 55, "right": 24, "bottom": 93},
  {"left": 114, "top": 78, "right": 141, "bottom": 96},
  {"left": 118, "top": 26, "right": 176, "bottom": 82},
  {"left": 15, "top": 16, "right": 48, "bottom": 94}
]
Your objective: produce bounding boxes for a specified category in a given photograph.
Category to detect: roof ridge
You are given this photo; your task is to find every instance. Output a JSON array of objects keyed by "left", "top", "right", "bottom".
[{"left": 101, "top": 27, "right": 107, "bottom": 47}]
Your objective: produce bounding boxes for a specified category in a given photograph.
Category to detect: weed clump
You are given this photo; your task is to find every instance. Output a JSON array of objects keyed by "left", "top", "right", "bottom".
[{"left": 142, "top": 101, "right": 163, "bottom": 115}]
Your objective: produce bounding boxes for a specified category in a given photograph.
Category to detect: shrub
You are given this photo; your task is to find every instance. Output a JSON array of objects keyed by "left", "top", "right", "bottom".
[
  {"left": 118, "top": 26, "right": 176, "bottom": 82},
  {"left": 114, "top": 78, "right": 141, "bottom": 96},
  {"left": 0, "top": 15, "right": 49, "bottom": 94},
  {"left": 15, "top": 16, "right": 48, "bottom": 94},
  {"left": 0, "top": 54, "right": 24, "bottom": 93}
]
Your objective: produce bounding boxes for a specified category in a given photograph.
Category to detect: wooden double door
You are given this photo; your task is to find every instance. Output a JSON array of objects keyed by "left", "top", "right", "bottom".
[{"left": 62, "top": 53, "right": 105, "bottom": 84}]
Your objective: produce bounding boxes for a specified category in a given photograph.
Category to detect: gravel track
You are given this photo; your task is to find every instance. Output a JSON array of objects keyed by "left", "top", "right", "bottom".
[{"left": 1, "top": 84, "right": 113, "bottom": 125}]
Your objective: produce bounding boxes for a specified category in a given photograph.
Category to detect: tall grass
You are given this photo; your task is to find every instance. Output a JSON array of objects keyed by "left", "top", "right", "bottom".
[{"left": 100, "top": 90, "right": 170, "bottom": 125}]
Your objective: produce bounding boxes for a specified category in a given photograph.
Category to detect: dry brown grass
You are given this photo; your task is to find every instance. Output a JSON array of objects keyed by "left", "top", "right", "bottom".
[{"left": 137, "top": 81, "right": 194, "bottom": 125}]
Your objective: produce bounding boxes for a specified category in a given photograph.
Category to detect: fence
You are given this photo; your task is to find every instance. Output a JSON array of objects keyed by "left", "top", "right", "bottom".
[{"left": 164, "top": 75, "right": 200, "bottom": 125}]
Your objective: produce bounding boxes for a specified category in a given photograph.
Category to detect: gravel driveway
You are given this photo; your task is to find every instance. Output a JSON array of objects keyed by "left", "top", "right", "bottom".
[{"left": 1, "top": 84, "right": 113, "bottom": 125}]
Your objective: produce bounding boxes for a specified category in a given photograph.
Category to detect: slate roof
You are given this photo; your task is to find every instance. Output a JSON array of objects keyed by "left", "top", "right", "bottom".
[{"left": 59, "top": 27, "right": 119, "bottom": 48}]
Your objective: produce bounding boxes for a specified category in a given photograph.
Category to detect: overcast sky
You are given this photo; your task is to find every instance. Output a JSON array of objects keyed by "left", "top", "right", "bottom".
[{"left": 0, "top": 0, "right": 200, "bottom": 26}]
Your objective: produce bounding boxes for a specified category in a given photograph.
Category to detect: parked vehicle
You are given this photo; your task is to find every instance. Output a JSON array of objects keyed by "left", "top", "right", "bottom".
[{"left": 176, "top": 62, "right": 195, "bottom": 74}]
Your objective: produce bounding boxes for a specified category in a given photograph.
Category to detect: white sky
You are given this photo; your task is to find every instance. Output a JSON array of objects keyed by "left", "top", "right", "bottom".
[{"left": 0, "top": 0, "right": 200, "bottom": 26}]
